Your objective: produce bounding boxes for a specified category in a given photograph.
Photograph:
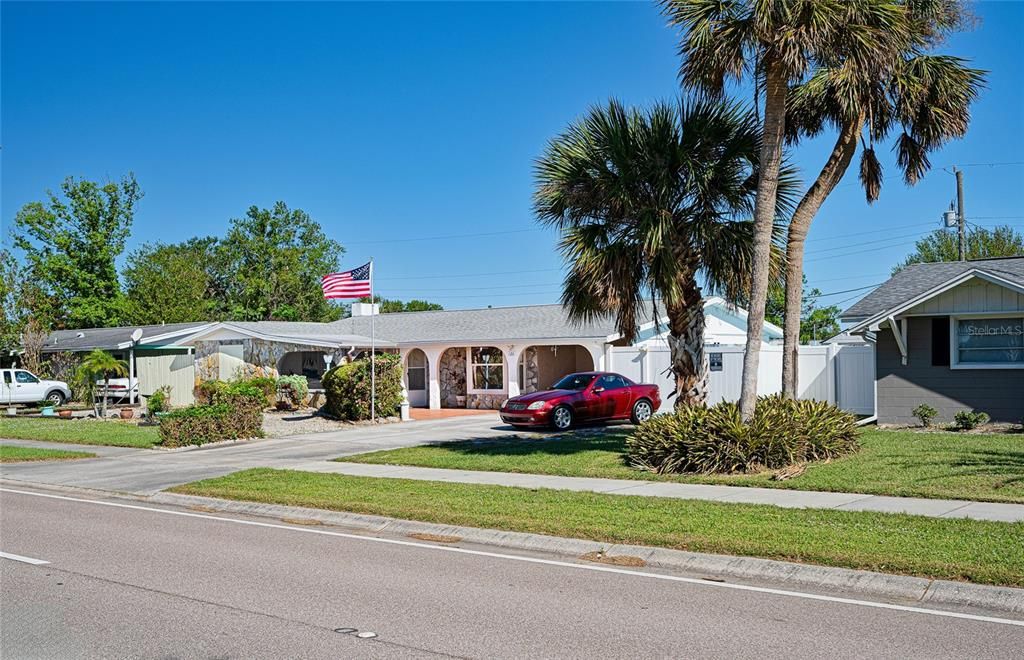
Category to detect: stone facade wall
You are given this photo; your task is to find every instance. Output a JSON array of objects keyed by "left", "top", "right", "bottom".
[
  {"left": 193, "top": 340, "right": 221, "bottom": 384},
  {"left": 521, "top": 347, "right": 540, "bottom": 394},
  {"left": 466, "top": 393, "right": 505, "bottom": 409},
  {"left": 439, "top": 348, "right": 467, "bottom": 408},
  {"left": 193, "top": 339, "right": 355, "bottom": 387}
]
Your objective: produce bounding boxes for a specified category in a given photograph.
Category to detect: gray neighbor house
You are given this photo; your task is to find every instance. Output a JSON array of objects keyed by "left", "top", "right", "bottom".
[{"left": 842, "top": 256, "right": 1024, "bottom": 425}]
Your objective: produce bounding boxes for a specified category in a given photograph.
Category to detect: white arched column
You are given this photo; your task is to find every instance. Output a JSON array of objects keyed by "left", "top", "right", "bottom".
[
  {"left": 424, "top": 347, "right": 444, "bottom": 410},
  {"left": 587, "top": 342, "right": 608, "bottom": 372},
  {"left": 505, "top": 345, "right": 522, "bottom": 398}
]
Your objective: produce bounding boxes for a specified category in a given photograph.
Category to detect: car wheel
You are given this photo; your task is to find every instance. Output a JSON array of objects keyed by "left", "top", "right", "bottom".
[
  {"left": 46, "top": 390, "right": 66, "bottom": 406},
  {"left": 630, "top": 399, "right": 653, "bottom": 425},
  {"left": 551, "top": 405, "right": 573, "bottom": 431}
]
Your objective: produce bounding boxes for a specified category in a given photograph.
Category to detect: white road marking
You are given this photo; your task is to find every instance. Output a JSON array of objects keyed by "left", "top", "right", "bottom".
[
  {"left": 2, "top": 486, "right": 1022, "bottom": 628},
  {"left": 0, "top": 550, "right": 49, "bottom": 565}
]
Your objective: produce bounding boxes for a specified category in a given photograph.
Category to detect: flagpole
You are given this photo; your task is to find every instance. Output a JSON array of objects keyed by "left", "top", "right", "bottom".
[{"left": 370, "top": 258, "right": 376, "bottom": 423}]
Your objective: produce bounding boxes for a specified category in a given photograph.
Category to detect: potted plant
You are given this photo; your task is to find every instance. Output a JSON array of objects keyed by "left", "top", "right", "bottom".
[
  {"left": 58, "top": 407, "right": 73, "bottom": 418},
  {"left": 119, "top": 408, "right": 135, "bottom": 419},
  {"left": 38, "top": 400, "right": 57, "bottom": 417}
]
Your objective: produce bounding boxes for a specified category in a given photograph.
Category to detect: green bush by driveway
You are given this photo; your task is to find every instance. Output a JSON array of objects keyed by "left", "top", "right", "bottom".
[
  {"left": 0, "top": 417, "right": 160, "bottom": 448},
  {"left": 159, "top": 385, "right": 264, "bottom": 447},
  {"left": 342, "top": 428, "right": 1024, "bottom": 504},
  {"left": 321, "top": 354, "right": 402, "bottom": 421},
  {"left": 172, "top": 468, "right": 1024, "bottom": 587}
]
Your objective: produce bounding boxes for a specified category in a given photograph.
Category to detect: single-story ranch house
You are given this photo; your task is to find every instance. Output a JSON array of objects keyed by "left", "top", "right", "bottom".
[
  {"left": 41, "top": 298, "right": 782, "bottom": 409},
  {"left": 842, "top": 256, "right": 1024, "bottom": 424}
]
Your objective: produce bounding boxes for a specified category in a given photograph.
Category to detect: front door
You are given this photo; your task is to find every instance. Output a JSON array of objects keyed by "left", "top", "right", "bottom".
[{"left": 406, "top": 350, "right": 428, "bottom": 407}]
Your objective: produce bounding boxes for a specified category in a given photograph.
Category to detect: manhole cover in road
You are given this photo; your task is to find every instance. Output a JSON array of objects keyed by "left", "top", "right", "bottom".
[
  {"left": 334, "top": 628, "right": 358, "bottom": 634},
  {"left": 356, "top": 632, "right": 378, "bottom": 639}
]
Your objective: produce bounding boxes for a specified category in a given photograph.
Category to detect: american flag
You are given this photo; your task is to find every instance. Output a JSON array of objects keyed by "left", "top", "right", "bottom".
[{"left": 322, "top": 262, "right": 372, "bottom": 299}]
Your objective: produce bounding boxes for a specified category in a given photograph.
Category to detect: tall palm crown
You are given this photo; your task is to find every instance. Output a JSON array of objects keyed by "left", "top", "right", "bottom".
[
  {"left": 776, "top": 0, "right": 984, "bottom": 396},
  {"left": 661, "top": 0, "right": 927, "bottom": 417},
  {"left": 534, "top": 98, "right": 795, "bottom": 404}
]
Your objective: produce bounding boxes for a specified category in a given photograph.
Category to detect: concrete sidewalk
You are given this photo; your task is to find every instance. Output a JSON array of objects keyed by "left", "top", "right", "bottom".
[{"left": 313, "top": 461, "right": 1024, "bottom": 523}]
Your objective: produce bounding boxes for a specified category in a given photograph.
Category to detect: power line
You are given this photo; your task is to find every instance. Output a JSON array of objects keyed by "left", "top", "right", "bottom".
[
  {"left": 956, "top": 161, "right": 1024, "bottom": 168},
  {"left": 347, "top": 227, "right": 544, "bottom": 245}
]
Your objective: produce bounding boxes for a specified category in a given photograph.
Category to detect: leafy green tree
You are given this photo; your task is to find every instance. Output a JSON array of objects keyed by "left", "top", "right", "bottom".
[
  {"left": 766, "top": 277, "right": 841, "bottom": 344},
  {"left": 122, "top": 238, "right": 223, "bottom": 324},
  {"left": 535, "top": 98, "right": 795, "bottom": 406},
  {"left": 662, "top": 0, "right": 912, "bottom": 418},
  {"left": 0, "top": 251, "right": 28, "bottom": 354},
  {"left": 217, "top": 202, "right": 345, "bottom": 322},
  {"left": 778, "top": 1, "right": 983, "bottom": 396},
  {"left": 12, "top": 174, "right": 142, "bottom": 328},
  {"left": 893, "top": 225, "right": 1024, "bottom": 274},
  {"left": 78, "top": 349, "right": 127, "bottom": 418},
  {"left": 358, "top": 296, "right": 444, "bottom": 313}
]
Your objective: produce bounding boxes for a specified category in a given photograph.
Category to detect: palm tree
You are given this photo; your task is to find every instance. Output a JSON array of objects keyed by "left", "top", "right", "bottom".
[
  {"left": 661, "top": 0, "right": 911, "bottom": 418},
  {"left": 779, "top": 3, "right": 984, "bottom": 396},
  {"left": 78, "top": 349, "right": 127, "bottom": 418},
  {"left": 534, "top": 98, "right": 796, "bottom": 406}
]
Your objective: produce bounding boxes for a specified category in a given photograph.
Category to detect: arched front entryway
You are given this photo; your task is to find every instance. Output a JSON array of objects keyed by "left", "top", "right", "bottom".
[
  {"left": 405, "top": 348, "right": 429, "bottom": 408},
  {"left": 518, "top": 345, "right": 595, "bottom": 394}
]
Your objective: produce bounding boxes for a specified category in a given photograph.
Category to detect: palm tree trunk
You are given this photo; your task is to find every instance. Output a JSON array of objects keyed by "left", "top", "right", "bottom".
[
  {"left": 665, "top": 283, "right": 707, "bottom": 408},
  {"left": 781, "top": 116, "right": 863, "bottom": 398},
  {"left": 102, "top": 376, "right": 109, "bottom": 419},
  {"left": 738, "top": 63, "right": 788, "bottom": 421}
]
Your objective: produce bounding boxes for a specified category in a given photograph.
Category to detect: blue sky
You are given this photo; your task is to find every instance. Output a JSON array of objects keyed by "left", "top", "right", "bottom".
[{"left": 3, "top": 1, "right": 1022, "bottom": 312}]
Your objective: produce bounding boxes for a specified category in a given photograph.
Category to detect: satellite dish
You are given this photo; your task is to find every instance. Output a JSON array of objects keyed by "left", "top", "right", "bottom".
[{"left": 131, "top": 328, "right": 144, "bottom": 343}]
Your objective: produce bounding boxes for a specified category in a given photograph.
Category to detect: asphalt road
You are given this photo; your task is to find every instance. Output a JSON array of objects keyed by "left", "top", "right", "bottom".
[{"left": 2, "top": 487, "right": 1022, "bottom": 659}]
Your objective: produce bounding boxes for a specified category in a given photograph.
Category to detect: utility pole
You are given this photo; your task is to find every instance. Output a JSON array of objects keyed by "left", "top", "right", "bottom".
[{"left": 955, "top": 167, "right": 966, "bottom": 261}]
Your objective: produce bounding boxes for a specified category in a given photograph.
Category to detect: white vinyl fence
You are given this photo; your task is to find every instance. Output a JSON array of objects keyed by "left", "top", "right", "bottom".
[{"left": 607, "top": 343, "right": 874, "bottom": 415}]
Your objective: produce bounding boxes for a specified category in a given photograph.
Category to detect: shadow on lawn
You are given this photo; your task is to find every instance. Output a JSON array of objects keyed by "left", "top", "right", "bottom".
[{"left": 419, "top": 428, "right": 632, "bottom": 458}]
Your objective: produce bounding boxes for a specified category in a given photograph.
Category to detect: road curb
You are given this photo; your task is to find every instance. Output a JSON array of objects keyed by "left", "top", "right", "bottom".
[{"left": 145, "top": 490, "right": 1024, "bottom": 617}]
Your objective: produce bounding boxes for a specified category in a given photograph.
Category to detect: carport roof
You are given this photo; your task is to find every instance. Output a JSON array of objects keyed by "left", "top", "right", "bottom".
[{"left": 42, "top": 322, "right": 210, "bottom": 352}]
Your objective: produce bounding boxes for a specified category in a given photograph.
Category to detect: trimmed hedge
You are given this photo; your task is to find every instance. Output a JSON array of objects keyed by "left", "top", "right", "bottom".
[
  {"left": 160, "top": 384, "right": 265, "bottom": 447},
  {"left": 321, "top": 354, "right": 403, "bottom": 421},
  {"left": 627, "top": 395, "right": 859, "bottom": 475}
]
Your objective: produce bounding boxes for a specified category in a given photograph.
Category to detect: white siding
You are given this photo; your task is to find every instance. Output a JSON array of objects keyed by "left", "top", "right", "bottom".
[
  {"left": 909, "top": 280, "right": 1024, "bottom": 316},
  {"left": 135, "top": 350, "right": 195, "bottom": 406}
]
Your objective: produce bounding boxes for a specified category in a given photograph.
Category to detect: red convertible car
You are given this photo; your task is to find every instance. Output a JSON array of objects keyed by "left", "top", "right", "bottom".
[{"left": 500, "top": 371, "right": 661, "bottom": 431}]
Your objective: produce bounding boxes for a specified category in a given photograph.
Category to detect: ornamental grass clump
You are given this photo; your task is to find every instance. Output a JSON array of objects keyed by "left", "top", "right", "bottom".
[{"left": 627, "top": 395, "right": 859, "bottom": 475}]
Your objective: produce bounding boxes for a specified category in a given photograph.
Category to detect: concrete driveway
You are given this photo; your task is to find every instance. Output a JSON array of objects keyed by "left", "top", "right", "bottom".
[{"left": 0, "top": 414, "right": 511, "bottom": 495}]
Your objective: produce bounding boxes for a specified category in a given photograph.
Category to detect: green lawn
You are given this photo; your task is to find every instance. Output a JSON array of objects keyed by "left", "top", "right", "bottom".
[
  {"left": 172, "top": 468, "right": 1024, "bottom": 587},
  {"left": 0, "top": 417, "right": 160, "bottom": 448},
  {"left": 342, "top": 428, "right": 1024, "bottom": 504},
  {"left": 0, "top": 444, "right": 95, "bottom": 462}
]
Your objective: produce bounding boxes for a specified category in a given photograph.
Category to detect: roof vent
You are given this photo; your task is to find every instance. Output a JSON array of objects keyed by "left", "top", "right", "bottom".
[{"left": 76, "top": 332, "right": 85, "bottom": 339}]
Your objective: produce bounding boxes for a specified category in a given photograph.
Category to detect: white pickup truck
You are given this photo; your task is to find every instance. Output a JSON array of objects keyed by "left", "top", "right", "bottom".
[{"left": 1, "top": 369, "right": 73, "bottom": 405}]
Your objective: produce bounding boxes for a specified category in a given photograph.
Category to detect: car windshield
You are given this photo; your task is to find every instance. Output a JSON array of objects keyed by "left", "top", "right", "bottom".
[{"left": 551, "top": 374, "right": 595, "bottom": 391}]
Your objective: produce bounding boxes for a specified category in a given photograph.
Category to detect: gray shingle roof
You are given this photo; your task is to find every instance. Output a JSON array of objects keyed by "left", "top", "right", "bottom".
[
  {"left": 43, "top": 322, "right": 208, "bottom": 352},
  {"left": 330, "top": 303, "right": 631, "bottom": 344},
  {"left": 842, "top": 257, "right": 1024, "bottom": 321}
]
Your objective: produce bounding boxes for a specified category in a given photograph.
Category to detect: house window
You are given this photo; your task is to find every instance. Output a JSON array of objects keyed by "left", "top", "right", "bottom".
[
  {"left": 470, "top": 347, "right": 504, "bottom": 390},
  {"left": 953, "top": 316, "right": 1024, "bottom": 367}
]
